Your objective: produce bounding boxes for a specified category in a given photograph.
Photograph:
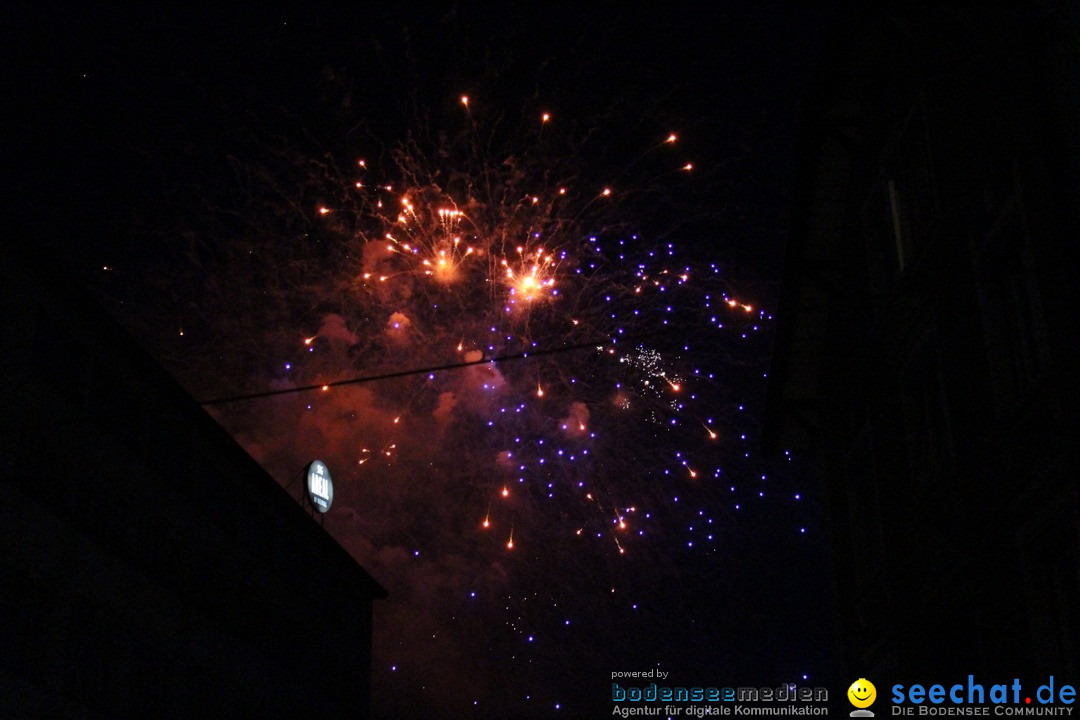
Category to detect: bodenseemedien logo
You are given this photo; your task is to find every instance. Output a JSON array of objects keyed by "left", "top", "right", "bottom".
[
  {"left": 609, "top": 673, "right": 829, "bottom": 716},
  {"left": 849, "top": 678, "right": 877, "bottom": 717}
]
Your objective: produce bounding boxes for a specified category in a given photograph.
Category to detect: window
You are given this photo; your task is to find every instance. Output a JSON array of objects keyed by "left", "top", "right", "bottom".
[
  {"left": 886, "top": 105, "right": 937, "bottom": 275},
  {"left": 888, "top": 178, "right": 908, "bottom": 272},
  {"left": 863, "top": 102, "right": 938, "bottom": 286},
  {"left": 1023, "top": 520, "right": 1079, "bottom": 674},
  {"left": 975, "top": 200, "right": 1051, "bottom": 416},
  {"left": 900, "top": 345, "right": 955, "bottom": 494}
]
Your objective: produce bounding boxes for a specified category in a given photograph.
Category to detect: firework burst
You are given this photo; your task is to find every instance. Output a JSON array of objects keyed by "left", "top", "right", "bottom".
[
  {"left": 187, "top": 97, "right": 779, "bottom": 717},
  {"left": 276, "top": 102, "right": 762, "bottom": 556}
]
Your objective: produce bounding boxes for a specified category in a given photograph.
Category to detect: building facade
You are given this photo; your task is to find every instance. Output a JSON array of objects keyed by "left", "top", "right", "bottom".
[
  {"left": 1, "top": 245, "right": 386, "bottom": 718},
  {"left": 766, "top": 6, "right": 1079, "bottom": 682}
]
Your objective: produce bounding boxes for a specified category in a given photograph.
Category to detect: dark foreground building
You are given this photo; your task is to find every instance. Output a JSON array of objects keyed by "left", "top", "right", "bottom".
[
  {"left": 0, "top": 245, "right": 386, "bottom": 717},
  {"left": 766, "top": 6, "right": 1079, "bottom": 684}
]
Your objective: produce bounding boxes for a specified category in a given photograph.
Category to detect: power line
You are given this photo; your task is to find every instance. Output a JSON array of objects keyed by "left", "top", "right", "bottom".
[{"left": 197, "top": 335, "right": 650, "bottom": 406}]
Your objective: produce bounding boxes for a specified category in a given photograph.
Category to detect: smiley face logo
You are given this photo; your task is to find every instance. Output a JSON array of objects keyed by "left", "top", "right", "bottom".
[{"left": 848, "top": 678, "right": 876, "bottom": 709}]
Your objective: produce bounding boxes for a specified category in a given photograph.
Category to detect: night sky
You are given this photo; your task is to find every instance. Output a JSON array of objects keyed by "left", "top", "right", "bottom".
[{"left": 13, "top": 4, "right": 837, "bottom": 717}]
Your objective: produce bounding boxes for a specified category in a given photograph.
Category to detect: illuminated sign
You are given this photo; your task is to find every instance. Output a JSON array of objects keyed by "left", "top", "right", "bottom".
[{"left": 306, "top": 460, "right": 334, "bottom": 513}]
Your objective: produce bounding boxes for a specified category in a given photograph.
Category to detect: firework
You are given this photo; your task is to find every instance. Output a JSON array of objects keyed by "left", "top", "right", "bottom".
[
  {"left": 269, "top": 102, "right": 770, "bottom": 557},
  {"left": 185, "top": 98, "right": 781, "bottom": 717}
]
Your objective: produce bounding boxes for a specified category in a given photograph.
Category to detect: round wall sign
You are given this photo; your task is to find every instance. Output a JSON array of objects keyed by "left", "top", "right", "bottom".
[{"left": 306, "top": 460, "right": 334, "bottom": 513}]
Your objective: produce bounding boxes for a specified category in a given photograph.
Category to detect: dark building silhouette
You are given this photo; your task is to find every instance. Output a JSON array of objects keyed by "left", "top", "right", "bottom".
[
  {"left": 766, "top": 6, "right": 1079, "bottom": 683},
  {"left": 0, "top": 244, "right": 386, "bottom": 718}
]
